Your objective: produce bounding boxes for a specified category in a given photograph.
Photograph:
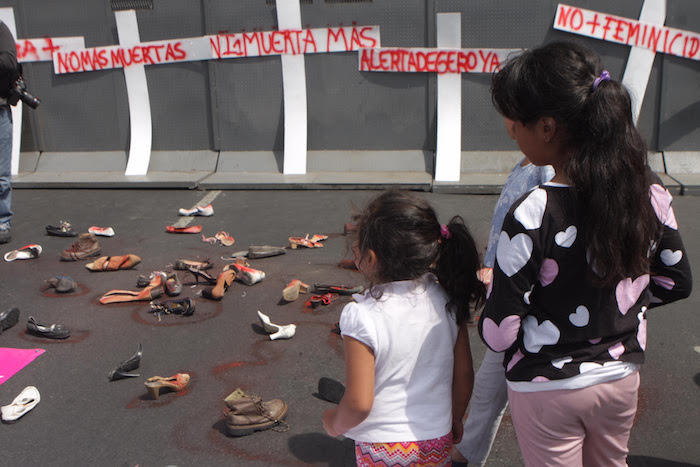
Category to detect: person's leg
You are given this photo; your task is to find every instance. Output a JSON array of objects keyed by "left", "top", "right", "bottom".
[
  {"left": 508, "top": 387, "right": 586, "bottom": 467},
  {"left": 0, "top": 106, "right": 13, "bottom": 236},
  {"left": 581, "top": 372, "right": 639, "bottom": 467},
  {"left": 454, "top": 348, "right": 508, "bottom": 466}
]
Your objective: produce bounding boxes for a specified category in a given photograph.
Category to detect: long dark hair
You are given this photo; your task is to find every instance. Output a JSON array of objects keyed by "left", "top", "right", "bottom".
[
  {"left": 491, "top": 41, "right": 660, "bottom": 286},
  {"left": 353, "top": 190, "right": 485, "bottom": 324}
]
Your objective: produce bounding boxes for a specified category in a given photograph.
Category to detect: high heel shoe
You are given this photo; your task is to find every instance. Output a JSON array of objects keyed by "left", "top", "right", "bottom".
[
  {"left": 108, "top": 344, "right": 142, "bottom": 381},
  {"left": 200, "top": 269, "right": 236, "bottom": 300},
  {"left": 144, "top": 373, "right": 190, "bottom": 400},
  {"left": 185, "top": 266, "right": 217, "bottom": 286}
]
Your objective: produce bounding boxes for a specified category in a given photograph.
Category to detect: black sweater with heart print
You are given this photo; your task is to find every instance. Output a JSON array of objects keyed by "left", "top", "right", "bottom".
[{"left": 478, "top": 175, "right": 692, "bottom": 384}]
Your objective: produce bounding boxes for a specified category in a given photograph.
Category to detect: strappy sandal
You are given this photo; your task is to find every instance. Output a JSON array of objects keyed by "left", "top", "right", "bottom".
[
  {"left": 288, "top": 235, "right": 323, "bottom": 249},
  {"left": 149, "top": 297, "right": 195, "bottom": 321},
  {"left": 85, "top": 254, "right": 141, "bottom": 271},
  {"left": 174, "top": 258, "right": 213, "bottom": 271},
  {"left": 144, "top": 373, "right": 190, "bottom": 400},
  {"left": 200, "top": 269, "right": 236, "bottom": 300},
  {"left": 215, "top": 231, "right": 235, "bottom": 247},
  {"left": 184, "top": 266, "right": 218, "bottom": 286},
  {"left": 307, "top": 293, "right": 340, "bottom": 308}
]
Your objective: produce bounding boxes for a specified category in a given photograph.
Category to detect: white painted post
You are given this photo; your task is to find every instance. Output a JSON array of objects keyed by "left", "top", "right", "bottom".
[
  {"left": 0, "top": 8, "right": 22, "bottom": 177},
  {"left": 621, "top": 0, "right": 666, "bottom": 124},
  {"left": 116, "top": 10, "right": 153, "bottom": 176},
  {"left": 276, "top": 0, "right": 308, "bottom": 175},
  {"left": 434, "top": 12, "right": 462, "bottom": 182}
]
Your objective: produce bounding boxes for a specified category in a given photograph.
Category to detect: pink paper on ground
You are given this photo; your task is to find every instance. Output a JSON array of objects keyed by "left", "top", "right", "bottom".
[{"left": 0, "top": 348, "right": 45, "bottom": 386}]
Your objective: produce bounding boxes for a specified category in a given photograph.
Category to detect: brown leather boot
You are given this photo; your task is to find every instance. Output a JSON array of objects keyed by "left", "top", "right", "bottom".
[
  {"left": 60, "top": 233, "right": 101, "bottom": 261},
  {"left": 224, "top": 388, "right": 289, "bottom": 436}
]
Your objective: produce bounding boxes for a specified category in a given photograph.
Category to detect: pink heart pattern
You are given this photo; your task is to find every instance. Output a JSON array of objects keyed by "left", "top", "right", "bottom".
[
  {"left": 532, "top": 376, "right": 550, "bottom": 382},
  {"left": 538, "top": 258, "right": 559, "bottom": 287},
  {"left": 481, "top": 315, "right": 521, "bottom": 352},
  {"left": 507, "top": 349, "right": 524, "bottom": 371},
  {"left": 649, "top": 184, "right": 678, "bottom": 230},
  {"left": 608, "top": 342, "right": 625, "bottom": 360},
  {"left": 651, "top": 275, "right": 675, "bottom": 290},
  {"left": 615, "top": 274, "right": 650, "bottom": 315}
]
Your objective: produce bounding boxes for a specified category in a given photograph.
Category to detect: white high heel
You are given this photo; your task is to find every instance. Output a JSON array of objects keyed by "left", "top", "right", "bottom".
[{"left": 257, "top": 311, "right": 296, "bottom": 340}]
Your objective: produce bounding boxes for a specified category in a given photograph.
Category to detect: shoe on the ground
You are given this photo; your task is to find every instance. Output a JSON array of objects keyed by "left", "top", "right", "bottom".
[
  {"left": 107, "top": 344, "right": 142, "bottom": 381},
  {"left": 149, "top": 298, "right": 195, "bottom": 319},
  {"left": 282, "top": 279, "right": 309, "bottom": 302},
  {"left": 26, "top": 316, "right": 70, "bottom": 339},
  {"left": 85, "top": 254, "right": 141, "bottom": 271},
  {"left": 43, "top": 276, "right": 76, "bottom": 293},
  {"left": 318, "top": 377, "right": 345, "bottom": 404},
  {"left": 0, "top": 307, "right": 20, "bottom": 333},
  {"left": 247, "top": 245, "right": 286, "bottom": 259},
  {"left": 1, "top": 386, "right": 40, "bottom": 423},
  {"left": 4, "top": 244, "right": 42, "bottom": 262},
  {"left": 45, "top": 220, "right": 77, "bottom": 237},
  {"left": 60, "top": 233, "right": 101, "bottom": 261},
  {"left": 173, "top": 258, "right": 213, "bottom": 271},
  {"left": 144, "top": 373, "right": 190, "bottom": 400},
  {"left": 225, "top": 388, "right": 289, "bottom": 436},
  {"left": 166, "top": 225, "right": 202, "bottom": 234},
  {"left": 256, "top": 310, "right": 296, "bottom": 340},
  {"left": 313, "top": 283, "right": 364, "bottom": 295},
  {"left": 88, "top": 226, "right": 115, "bottom": 237},
  {"left": 224, "top": 263, "right": 265, "bottom": 286},
  {"left": 179, "top": 204, "right": 214, "bottom": 217},
  {"left": 0, "top": 225, "right": 10, "bottom": 244}
]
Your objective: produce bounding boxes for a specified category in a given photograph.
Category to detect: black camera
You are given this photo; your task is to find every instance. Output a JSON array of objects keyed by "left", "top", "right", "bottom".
[{"left": 8, "top": 76, "right": 40, "bottom": 109}]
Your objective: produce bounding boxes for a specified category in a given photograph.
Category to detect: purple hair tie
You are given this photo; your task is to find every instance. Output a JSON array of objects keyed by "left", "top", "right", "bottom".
[
  {"left": 440, "top": 224, "right": 452, "bottom": 240},
  {"left": 592, "top": 70, "right": 611, "bottom": 90}
]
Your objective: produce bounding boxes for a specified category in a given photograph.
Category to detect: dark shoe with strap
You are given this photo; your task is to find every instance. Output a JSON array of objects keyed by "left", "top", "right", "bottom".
[
  {"left": 26, "top": 316, "right": 70, "bottom": 339},
  {"left": 45, "top": 220, "right": 77, "bottom": 237}
]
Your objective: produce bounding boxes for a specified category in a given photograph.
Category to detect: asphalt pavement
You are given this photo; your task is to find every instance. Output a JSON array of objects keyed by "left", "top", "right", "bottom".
[{"left": 0, "top": 188, "right": 698, "bottom": 467}]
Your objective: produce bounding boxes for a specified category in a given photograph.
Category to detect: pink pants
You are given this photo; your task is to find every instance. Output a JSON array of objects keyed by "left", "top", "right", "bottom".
[{"left": 508, "top": 372, "right": 639, "bottom": 467}]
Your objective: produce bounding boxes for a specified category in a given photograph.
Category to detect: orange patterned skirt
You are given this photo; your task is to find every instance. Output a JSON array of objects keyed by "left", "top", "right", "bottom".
[{"left": 355, "top": 433, "right": 452, "bottom": 467}]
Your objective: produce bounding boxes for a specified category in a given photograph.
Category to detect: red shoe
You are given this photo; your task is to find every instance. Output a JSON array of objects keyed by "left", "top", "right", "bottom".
[
  {"left": 289, "top": 235, "right": 322, "bottom": 249},
  {"left": 166, "top": 225, "right": 202, "bottom": 234}
]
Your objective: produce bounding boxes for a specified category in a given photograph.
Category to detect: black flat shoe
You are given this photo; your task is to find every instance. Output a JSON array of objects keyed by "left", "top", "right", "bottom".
[
  {"left": 317, "top": 377, "right": 345, "bottom": 404},
  {"left": 0, "top": 307, "right": 19, "bottom": 332},
  {"left": 313, "top": 284, "right": 364, "bottom": 295},
  {"left": 108, "top": 344, "right": 142, "bottom": 381},
  {"left": 149, "top": 297, "right": 195, "bottom": 319},
  {"left": 45, "top": 220, "right": 77, "bottom": 237},
  {"left": 26, "top": 316, "right": 70, "bottom": 339}
]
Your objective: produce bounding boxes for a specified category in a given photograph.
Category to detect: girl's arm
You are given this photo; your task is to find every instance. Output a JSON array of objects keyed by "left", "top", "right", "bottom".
[
  {"left": 322, "top": 336, "right": 375, "bottom": 437},
  {"left": 451, "top": 323, "right": 474, "bottom": 443}
]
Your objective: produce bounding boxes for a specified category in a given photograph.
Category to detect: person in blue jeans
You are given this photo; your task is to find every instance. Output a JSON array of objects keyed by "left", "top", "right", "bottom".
[
  {"left": 452, "top": 118, "right": 554, "bottom": 466},
  {"left": 0, "top": 21, "right": 17, "bottom": 244}
]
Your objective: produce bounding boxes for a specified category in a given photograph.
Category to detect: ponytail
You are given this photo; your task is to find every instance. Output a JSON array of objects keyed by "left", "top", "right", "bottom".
[{"left": 434, "top": 216, "right": 486, "bottom": 325}]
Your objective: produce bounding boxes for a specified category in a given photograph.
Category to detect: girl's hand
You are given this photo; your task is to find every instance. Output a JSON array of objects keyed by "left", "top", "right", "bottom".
[
  {"left": 322, "top": 407, "right": 340, "bottom": 437},
  {"left": 452, "top": 418, "right": 464, "bottom": 443}
]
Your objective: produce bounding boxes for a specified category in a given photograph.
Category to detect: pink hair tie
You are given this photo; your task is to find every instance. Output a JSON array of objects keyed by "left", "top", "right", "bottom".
[
  {"left": 592, "top": 70, "right": 611, "bottom": 90},
  {"left": 440, "top": 224, "right": 452, "bottom": 240}
]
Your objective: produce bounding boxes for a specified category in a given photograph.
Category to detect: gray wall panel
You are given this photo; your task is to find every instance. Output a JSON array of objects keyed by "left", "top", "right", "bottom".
[
  {"left": 659, "top": 0, "right": 700, "bottom": 151},
  {"left": 0, "top": 0, "right": 696, "bottom": 156}
]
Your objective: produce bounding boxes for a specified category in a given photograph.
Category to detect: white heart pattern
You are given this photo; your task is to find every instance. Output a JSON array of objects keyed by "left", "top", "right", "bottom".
[
  {"left": 579, "top": 362, "right": 602, "bottom": 373},
  {"left": 660, "top": 249, "right": 682, "bottom": 266},
  {"left": 496, "top": 231, "right": 533, "bottom": 277},
  {"left": 523, "top": 286, "right": 533, "bottom": 305},
  {"left": 513, "top": 188, "right": 547, "bottom": 230},
  {"left": 554, "top": 225, "right": 577, "bottom": 248},
  {"left": 568, "top": 305, "right": 589, "bottom": 327},
  {"left": 522, "top": 315, "right": 560, "bottom": 353},
  {"left": 637, "top": 311, "right": 647, "bottom": 350},
  {"left": 551, "top": 356, "right": 572, "bottom": 369}
]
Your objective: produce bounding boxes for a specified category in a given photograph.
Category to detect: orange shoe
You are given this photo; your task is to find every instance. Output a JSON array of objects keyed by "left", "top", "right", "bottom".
[
  {"left": 144, "top": 373, "right": 190, "bottom": 400},
  {"left": 166, "top": 225, "right": 202, "bottom": 234},
  {"left": 282, "top": 279, "right": 309, "bottom": 302}
]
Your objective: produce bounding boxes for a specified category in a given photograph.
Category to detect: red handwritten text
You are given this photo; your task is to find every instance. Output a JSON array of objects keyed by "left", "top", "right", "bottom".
[
  {"left": 555, "top": 4, "right": 700, "bottom": 61},
  {"left": 359, "top": 48, "right": 518, "bottom": 74}
]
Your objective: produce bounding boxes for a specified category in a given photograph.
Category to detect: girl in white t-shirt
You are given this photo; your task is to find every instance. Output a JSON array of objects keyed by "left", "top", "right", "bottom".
[{"left": 322, "top": 190, "right": 486, "bottom": 466}]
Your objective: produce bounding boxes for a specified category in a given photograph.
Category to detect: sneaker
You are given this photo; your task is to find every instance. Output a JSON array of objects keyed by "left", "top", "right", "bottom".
[
  {"left": 60, "top": 233, "right": 101, "bottom": 261},
  {"left": 45, "top": 220, "right": 77, "bottom": 237},
  {"left": 225, "top": 389, "right": 289, "bottom": 436},
  {"left": 88, "top": 226, "right": 115, "bottom": 237},
  {"left": 0, "top": 226, "right": 10, "bottom": 244},
  {"left": 178, "top": 204, "right": 214, "bottom": 217},
  {"left": 4, "top": 244, "right": 42, "bottom": 262}
]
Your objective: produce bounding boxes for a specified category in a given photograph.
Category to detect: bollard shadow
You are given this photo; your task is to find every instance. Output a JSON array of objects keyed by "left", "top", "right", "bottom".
[
  {"left": 628, "top": 455, "right": 700, "bottom": 467},
  {"left": 694, "top": 372, "right": 700, "bottom": 388},
  {"left": 288, "top": 432, "right": 355, "bottom": 467}
]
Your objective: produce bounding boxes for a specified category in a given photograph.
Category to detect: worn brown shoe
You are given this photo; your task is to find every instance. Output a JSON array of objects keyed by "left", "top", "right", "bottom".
[
  {"left": 225, "top": 389, "right": 289, "bottom": 436},
  {"left": 60, "top": 233, "right": 101, "bottom": 261}
]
